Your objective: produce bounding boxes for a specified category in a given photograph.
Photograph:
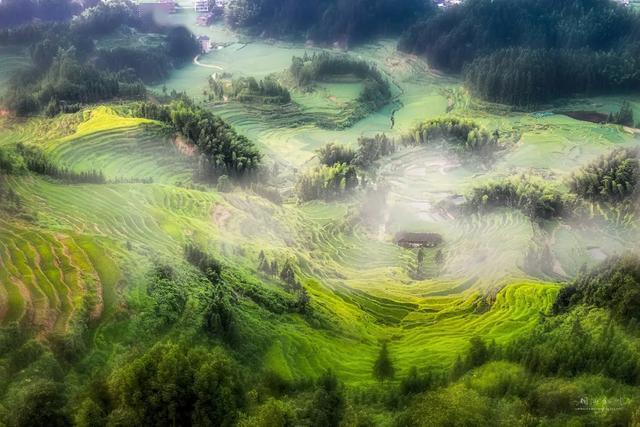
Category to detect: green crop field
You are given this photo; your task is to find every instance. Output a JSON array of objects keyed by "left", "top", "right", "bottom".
[{"left": 2, "top": 10, "right": 640, "bottom": 425}]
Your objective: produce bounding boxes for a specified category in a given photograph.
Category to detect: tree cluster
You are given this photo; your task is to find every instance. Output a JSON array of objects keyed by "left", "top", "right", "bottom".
[
  {"left": 224, "top": 0, "right": 432, "bottom": 47},
  {"left": 0, "top": 0, "right": 80, "bottom": 29},
  {"left": 232, "top": 76, "right": 291, "bottom": 104},
  {"left": 373, "top": 342, "right": 395, "bottom": 383},
  {"left": 6, "top": 46, "right": 146, "bottom": 116},
  {"left": 258, "top": 252, "right": 310, "bottom": 314},
  {"left": 70, "top": 0, "right": 140, "bottom": 37},
  {"left": 211, "top": 76, "right": 292, "bottom": 105},
  {"left": 1, "top": 1, "right": 199, "bottom": 115},
  {"left": 130, "top": 100, "right": 261, "bottom": 181},
  {"left": 146, "top": 264, "right": 187, "bottom": 327},
  {"left": 405, "top": 116, "right": 499, "bottom": 153},
  {"left": 93, "top": 25, "right": 200, "bottom": 86},
  {"left": 257, "top": 250, "right": 279, "bottom": 277},
  {"left": 0, "top": 176, "right": 22, "bottom": 215},
  {"left": 300, "top": 134, "right": 395, "bottom": 202},
  {"left": 304, "top": 370, "right": 345, "bottom": 427},
  {"left": 316, "top": 143, "right": 355, "bottom": 167},
  {"left": 505, "top": 308, "right": 640, "bottom": 384},
  {"left": 353, "top": 133, "right": 396, "bottom": 168},
  {"left": 569, "top": 147, "right": 639, "bottom": 203},
  {"left": 608, "top": 101, "right": 635, "bottom": 127},
  {"left": 185, "top": 243, "right": 223, "bottom": 283},
  {"left": 317, "top": 134, "right": 396, "bottom": 170},
  {"left": 107, "top": 341, "right": 245, "bottom": 426},
  {"left": 399, "top": 0, "right": 640, "bottom": 105},
  {"left": 12, "top": 143, "right": 107, "bottom": 184},
  {"left": 290, "top": 52, "right": 388, "bottom": 92},
  {"left": 466, "top": 175, "right": 566, "bottom": 220},
  {"left": 553, "top": 255, "right": 640, "bottom": 325},
  {"left": 296, "top": 162, "right": 360, "bottom": 202},
  {"left": 184, "top": 244, "right": 237, "bottom": 340}
]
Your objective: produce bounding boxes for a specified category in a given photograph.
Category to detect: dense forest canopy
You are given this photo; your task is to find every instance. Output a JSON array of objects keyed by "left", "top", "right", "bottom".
[
  {"left": 399, "top": 0, "right": 639, "bottom": 73},
  {"left": 225, "top": 0, "right": 433, "bottom": 46},
  {"left": 0, "top": 0, "right": 81, "bottom": 29},
  {"left": 0, "top": 1, "right": 199, "bottom": 115},
  {"left": 464, "top": 46, "right": 640, "bottom": 106},
  {"left": 399, "top": 0, "right": 640, "bottom": 105}
]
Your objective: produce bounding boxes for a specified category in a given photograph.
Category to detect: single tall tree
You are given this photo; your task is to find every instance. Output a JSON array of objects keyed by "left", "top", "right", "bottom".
[
  {"left": 280, "top": 259, "right": 297, "bottom": 289},
  {"left": 373, "top": 342, "right": 395, "bottom": 383}
]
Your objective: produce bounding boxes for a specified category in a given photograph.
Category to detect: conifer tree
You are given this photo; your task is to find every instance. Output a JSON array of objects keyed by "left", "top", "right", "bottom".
[{"left": 373, "top": 342, "right": 395, "bottom": 383}]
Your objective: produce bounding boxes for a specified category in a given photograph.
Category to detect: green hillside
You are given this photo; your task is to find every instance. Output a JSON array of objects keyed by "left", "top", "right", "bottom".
[{"left": 1, "top": 2, "right": 640, "bottom": 426}]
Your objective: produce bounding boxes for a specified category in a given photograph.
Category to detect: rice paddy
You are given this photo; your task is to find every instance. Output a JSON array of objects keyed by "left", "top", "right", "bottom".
[
  {"left": 1, "top": 27, "right": 639, "bottom": 387},
  {"left": 0, "top": 46, "right": 29, "bottom": 96}
]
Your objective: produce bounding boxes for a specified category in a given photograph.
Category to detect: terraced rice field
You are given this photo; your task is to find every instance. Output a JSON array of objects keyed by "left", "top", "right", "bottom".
[
  {"left": 2, "top": 33, "right": 640, "bottom": 387},
  {"left": 0, "top": 217, "right": 114, "bottom": 334},
  {"left": 262, "top": 280, "right": 559, "bottom": 383},
  {"left": 10, "top": 107, "right": 194, "bottom": 184},
  {"left": 49, "top": 123, "right": 195, "bottom": 184},
  {"left": 0, "top": 140, "right": 559, "bottom": 383},
  {"left": 0, "top": 46, "right": 30, "bottom": 95},
  {"left": 157, "top": 31, "right": 451, "bottom": 167}
]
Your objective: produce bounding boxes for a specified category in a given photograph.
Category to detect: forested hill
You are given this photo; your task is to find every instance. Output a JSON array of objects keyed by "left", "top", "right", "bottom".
[
  {"left": 399, "top": 0, "right": 637, "bottom": 73},
  {"left": 225, "top": 0, "right": 433, "bottom": 46},
  {"left": 0, "top": 0, "right": 83, "bottom": 28},
  {"left": 399, "top": 0, "right": 640, "bottom": 106},
  {"left": 0, "top": 1, "right": 200, "bottom": 116}
]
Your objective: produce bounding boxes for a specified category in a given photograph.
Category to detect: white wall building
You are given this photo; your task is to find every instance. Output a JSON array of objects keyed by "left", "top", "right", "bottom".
[{"left": 194, "top": 0, "right": 209, "bottom": 13}]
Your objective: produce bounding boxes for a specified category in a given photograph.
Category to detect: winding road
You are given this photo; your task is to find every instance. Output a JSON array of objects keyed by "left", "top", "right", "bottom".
[{"left": 193, "top": 55, "right": 224, "bottom": 71}]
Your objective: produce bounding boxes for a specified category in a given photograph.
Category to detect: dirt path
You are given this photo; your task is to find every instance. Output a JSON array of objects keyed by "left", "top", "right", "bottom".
[
  {"left": 623, "top": 126, "right": 640, "bottom": 135},
  {"left": 193, "top": 55, "right": 224, "bottom": 71}
]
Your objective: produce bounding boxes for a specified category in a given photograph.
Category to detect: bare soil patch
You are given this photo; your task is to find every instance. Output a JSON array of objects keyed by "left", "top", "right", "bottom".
[
  {"left": 173, "top": 135, "right": 197, "bottom": 156},
  {"left": 560, "top": 111, "right": 608, "bottom": 123},
  {"left": 212, "top": 204, "right": 232, "bottom": 228}
]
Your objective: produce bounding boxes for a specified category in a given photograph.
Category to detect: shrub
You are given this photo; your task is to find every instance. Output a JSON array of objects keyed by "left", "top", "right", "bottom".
[
  {"left": 317, "top": 143, "right": 355, "bottom": 167},
  {"left": 405, "top": 117, "right": 499, "bottom": 153},
  {"left": 296, "top": 163, "right": 360, "bottom": 202},
  {"left": 466, "top": 175, "right": 566, "bottom": 220}
]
